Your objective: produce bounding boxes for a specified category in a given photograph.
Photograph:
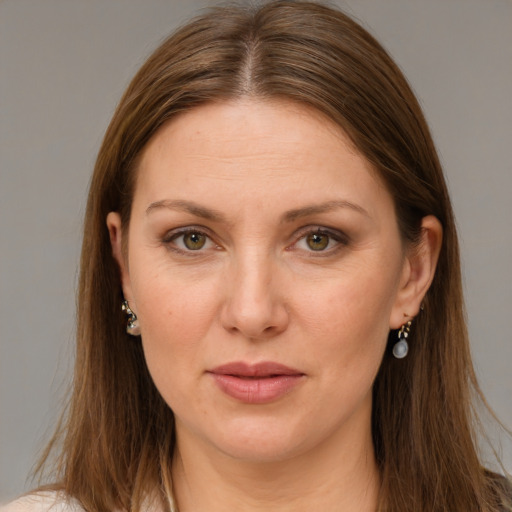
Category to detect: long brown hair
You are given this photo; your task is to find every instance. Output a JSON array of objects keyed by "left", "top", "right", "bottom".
[{"left": 38, "top": 2, "right": 510, "bottom": 511}]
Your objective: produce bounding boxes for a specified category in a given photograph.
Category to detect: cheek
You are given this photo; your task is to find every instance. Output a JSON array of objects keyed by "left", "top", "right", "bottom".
[
  {"left": 295, "top": 265, "right": 398, "bottom": 381},
  {"left": 130, "top": 265, "right": 221, "bottom": 395},
  {"left": 297, "top": 262, "right": 398, "bottom": 337},
  {"left": 131, "top": 251, "right": 219, "bottom": 336}
]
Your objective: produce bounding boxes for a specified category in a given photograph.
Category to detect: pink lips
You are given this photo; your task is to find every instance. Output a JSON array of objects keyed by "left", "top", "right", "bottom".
[{"left": 208, "top": 361, "right": 305, "bottom": 404}]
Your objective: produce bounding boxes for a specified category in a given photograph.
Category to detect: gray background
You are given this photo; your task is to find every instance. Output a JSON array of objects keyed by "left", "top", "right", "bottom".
[{"left": 1, "top": 0, "right": 511, "bottom": 502}]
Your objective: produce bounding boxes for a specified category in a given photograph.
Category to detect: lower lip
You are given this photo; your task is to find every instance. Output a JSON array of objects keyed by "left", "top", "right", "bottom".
[{"left": 209, "top": 373, "right": 304, "bottom": 404}]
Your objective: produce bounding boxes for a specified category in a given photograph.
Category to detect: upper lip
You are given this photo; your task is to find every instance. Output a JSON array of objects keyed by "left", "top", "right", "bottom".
[{"left": 208, "top": 361, "right": 303, "bottom": 378}]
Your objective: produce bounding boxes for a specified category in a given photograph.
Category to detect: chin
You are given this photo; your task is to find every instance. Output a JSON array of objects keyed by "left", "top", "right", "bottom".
[
  {"left": 201, "top": 416, "right": 319, "bottom": 463},
  {"left": 216, "top": 437, "right": 304, "bottom": 464}
]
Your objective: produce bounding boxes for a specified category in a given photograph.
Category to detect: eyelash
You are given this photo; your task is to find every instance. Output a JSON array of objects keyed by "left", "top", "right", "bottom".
[{"left": 161, "top": 226, "right": 348, "bottom": 256}]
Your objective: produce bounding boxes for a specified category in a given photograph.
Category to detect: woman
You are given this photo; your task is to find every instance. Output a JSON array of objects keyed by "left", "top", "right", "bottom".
[{"left": 3, "top": 1, "right": 510, "bottom": 511}]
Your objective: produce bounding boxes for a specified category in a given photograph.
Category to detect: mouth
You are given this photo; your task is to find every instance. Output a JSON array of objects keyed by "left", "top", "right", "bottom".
[{"left": 207, "top": 361, "right": 305, "bottom": 404}]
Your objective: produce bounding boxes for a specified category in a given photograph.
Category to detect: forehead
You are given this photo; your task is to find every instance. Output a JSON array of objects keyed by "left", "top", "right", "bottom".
[
  {"left": 143, "top": 98, "right": 351, "bottom": 152},
  {"left": 132, "top": 99, "right": 390, "bottom": 217}
]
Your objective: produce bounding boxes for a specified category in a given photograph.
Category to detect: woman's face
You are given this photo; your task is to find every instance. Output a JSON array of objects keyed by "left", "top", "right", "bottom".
[{"left": 109, "top": 99, "right": 417, "bottom": 463}]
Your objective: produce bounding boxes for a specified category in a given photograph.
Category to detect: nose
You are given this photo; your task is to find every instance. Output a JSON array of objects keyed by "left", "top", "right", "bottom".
[{"left": 220, "top": 252, "right": 289, "bottom": 340}]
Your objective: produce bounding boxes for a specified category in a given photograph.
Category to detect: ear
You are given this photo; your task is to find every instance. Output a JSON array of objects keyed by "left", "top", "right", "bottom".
[
  {"left": 389, "top": 215, "right": 443, "bottom": 329},
  {"left": 106, "top": 212, "right": 134, "bottom": 307}
]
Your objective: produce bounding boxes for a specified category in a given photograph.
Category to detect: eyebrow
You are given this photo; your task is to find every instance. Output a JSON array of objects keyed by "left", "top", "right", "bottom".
[
  {"left": 146, "top": 199, "right": 369, "bottom": 223},
  {"left": 282, "top": 200, "right": 370, "bottom": 222},
  {"left": 146, "top": 199, "right": 227, "bottom": 222}
]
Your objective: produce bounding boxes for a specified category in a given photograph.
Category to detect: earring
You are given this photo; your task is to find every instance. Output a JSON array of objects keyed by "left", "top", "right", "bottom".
[
  {"left": 122, "top": 299, "right": 141, "bottom": 336},
  {"left": 393, "top": 320, "right": 411, "bottom": 359}
]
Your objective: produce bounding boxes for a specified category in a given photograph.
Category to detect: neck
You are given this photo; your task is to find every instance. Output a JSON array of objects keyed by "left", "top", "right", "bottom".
[{"left": 171, "top": 417, "right": 380, "bottom": 512}]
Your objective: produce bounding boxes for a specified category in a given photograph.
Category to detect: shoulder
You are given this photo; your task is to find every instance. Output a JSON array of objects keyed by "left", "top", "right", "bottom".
[{"left": 0, "top": 492, "right": 84, "bottom": 512}]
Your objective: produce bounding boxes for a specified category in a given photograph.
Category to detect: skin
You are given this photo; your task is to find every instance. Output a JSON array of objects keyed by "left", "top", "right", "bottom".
[{"left": 108, "top": 99, "right": 442, "bottom": 511}]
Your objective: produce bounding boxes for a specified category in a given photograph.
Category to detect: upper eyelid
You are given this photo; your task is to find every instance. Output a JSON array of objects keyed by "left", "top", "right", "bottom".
[
  {"left": 162, "top": 225, "right": 213, "bottom": 240},
  {"left": 293, "top": 225, "right": 348, "bottom": 241}
]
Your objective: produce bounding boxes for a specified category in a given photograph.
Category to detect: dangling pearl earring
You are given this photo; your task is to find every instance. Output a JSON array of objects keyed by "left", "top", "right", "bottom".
[
  {"left": 393, "top": 320, "right": 411, "bottom": 359},
  {"left": 122, "top": 299, "right": 141, "bottom": 336}
]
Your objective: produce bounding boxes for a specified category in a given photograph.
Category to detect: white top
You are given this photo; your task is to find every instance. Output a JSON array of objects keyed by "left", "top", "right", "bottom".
[
  {"left": 0, "top": 493, "right": 84, "bottom": 512},
  {"left": 1, "top": 491, "right": 178, "bottom": 512}
]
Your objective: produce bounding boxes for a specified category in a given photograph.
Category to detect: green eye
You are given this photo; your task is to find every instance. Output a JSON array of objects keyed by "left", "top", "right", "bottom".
[
  {"left": 183, "top": 232, "right": 207, "bottom": 250},
  {"left": 306, "top": 232, "right": 330, "bottom": 251}
]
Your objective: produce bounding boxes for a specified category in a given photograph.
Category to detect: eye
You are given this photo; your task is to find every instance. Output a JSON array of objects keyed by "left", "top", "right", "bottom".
[
  {"left": 293, "top": 228, "right": 346, "bottom": 253},
  {"left": 164, "top": 228, "right": 216, "bottom": 252}
]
